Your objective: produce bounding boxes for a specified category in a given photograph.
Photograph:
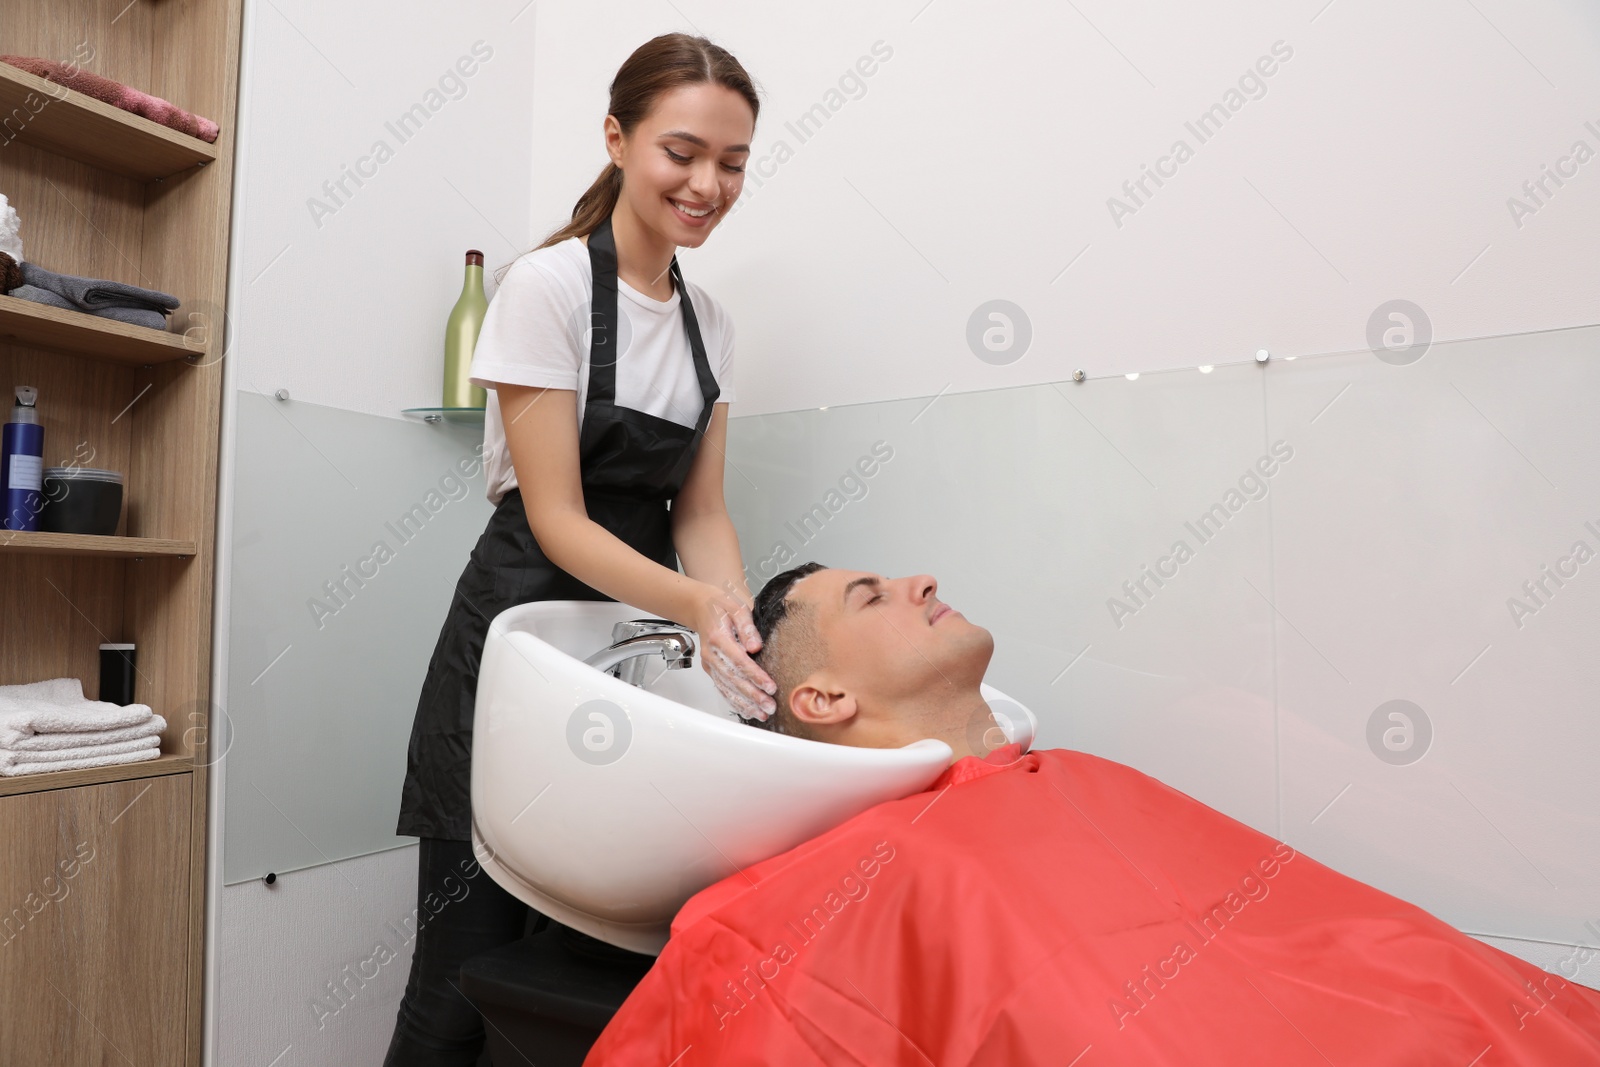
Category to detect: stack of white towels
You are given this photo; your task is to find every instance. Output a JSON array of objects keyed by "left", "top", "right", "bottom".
[{"left": 0, "top": 677, "right": 167, "bottom": 777}]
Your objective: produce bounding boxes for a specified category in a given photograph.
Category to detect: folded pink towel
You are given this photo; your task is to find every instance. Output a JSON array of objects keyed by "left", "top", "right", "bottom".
[{"left": 1, "top": 56, "right": 220, "bottom": 143}]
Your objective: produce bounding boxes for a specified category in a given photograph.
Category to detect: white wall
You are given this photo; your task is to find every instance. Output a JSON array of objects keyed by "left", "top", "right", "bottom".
[
  {"left": 210, "top": 1, "right": 1600, "bottom": 1063},
  {"left": 238, "top": 0, "right": 1600, "bottom": 419},
  {"left": 228, "top": 0, "right": 535, "bottom": 413},
  {"left": 531, "top": 0, "right": 1600, "bottom": 412},
  {"left": 216, "top": 848, "right": 421, "bottom": 1066},
  {"left": 211, "top": 0, "right": 536, "bottom": 1061}
]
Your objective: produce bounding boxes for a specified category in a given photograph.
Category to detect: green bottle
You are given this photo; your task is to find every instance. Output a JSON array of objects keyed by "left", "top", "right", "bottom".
[{"left": 442, "top": 249, "right": 488, "bottom": 409}]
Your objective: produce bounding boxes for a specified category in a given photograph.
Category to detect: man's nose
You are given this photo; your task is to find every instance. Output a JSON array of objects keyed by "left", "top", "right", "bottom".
[{"left": 905, "top": 574, "right": 937, "bottom": 603}]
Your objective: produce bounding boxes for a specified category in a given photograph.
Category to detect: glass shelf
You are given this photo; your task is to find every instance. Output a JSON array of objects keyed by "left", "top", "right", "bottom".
[{"left": 401, "top": 406, "right": 486, "bottom": 425}]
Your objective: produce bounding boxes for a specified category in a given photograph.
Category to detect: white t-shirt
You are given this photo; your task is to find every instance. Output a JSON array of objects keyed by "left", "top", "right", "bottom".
[{"left": 469, "top": 236, "right": 736, "bottom": 506}]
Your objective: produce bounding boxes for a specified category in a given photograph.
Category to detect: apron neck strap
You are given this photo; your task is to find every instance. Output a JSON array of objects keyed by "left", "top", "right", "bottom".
[
  {"left": 586, "top": 214, "right": 622, "bottom": 406},
  {"left": 668, "top": 254, "right": 722, "bottom": 445},
  {"left": 584, "top": 213, "right": 721, "bottom": 432}
]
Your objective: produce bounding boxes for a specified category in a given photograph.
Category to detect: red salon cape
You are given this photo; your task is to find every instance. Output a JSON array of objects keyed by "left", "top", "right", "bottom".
[{"left": 585, "top": 745, "right": 1600, "bottom": 1066}]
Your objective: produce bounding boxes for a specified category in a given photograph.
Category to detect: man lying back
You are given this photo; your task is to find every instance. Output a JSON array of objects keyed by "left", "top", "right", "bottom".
[
  {"left": 585, "top": 564, "right": 1600, "bottom": 1066},
  {"left": 739, "top": 561, "right": 1011, "bottom": 755}
]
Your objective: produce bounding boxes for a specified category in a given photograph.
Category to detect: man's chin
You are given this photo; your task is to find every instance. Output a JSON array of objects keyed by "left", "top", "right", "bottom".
[
  {"left": 958, "top": 621, "right": 996, "bottom": 663},
  {"left": 935, "top": 634, "right": 994, "bottom": 690}
]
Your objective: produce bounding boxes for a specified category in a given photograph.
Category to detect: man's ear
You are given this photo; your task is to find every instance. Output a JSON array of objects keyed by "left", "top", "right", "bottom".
[{"left": 788, "top": 679, "right": 858, "bottom": 729}]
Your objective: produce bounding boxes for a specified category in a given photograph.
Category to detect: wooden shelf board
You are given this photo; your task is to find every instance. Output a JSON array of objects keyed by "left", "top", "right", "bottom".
[
  {"left": 0, "top": 752, "right": 192, "bottom": 797},
  {"left": 0, "top": 292, "right": 199, "bottom": 365},
  {"left": 0, "top": 530, "right": 197, "bottom": 557},
  {"left": 0, "top": 63, "right": 218, "bottom": 181}
]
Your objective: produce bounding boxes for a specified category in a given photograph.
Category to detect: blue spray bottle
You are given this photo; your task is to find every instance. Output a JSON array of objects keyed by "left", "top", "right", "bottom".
[{"left": 2, "top": 386, "right": 44, "bottom": 531}]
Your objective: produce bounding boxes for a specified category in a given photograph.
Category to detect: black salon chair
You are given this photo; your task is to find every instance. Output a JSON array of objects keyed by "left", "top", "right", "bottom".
[{"left": 460, "top": 918, "right": 656, "bottom": 1066}]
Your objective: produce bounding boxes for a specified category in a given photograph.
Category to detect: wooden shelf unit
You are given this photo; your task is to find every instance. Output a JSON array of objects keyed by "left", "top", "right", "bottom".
[
  {"left": 0, "top": 61, "right": 218, "bottom": 181},
  {"left": 0, "top": 752, "right": 192, "bottom": 797},
  {"left": 0, "top": 530, "right": 198, "bottom": 557},
  {"left": 0, "top": 4, "right": 242, "bottom": 1066},
  {"left": 0, "top": 291, "right": 204, "bottom": 365}
]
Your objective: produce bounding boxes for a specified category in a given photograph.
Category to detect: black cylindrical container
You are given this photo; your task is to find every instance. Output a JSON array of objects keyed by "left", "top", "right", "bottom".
[
  {"left": 41, "top": 467, "right": 124, "bottom": 535},
  {"left": 99, "top": 643, "right": 136, "bottom": 705}
]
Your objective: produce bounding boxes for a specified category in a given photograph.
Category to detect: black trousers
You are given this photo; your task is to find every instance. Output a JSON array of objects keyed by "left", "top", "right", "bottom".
[
  {"left": 382, "top": 838, "right": 537, "bottom": 1066},
  {"left": 382, "top": 838, "right": 654, "bottom": 1065}
]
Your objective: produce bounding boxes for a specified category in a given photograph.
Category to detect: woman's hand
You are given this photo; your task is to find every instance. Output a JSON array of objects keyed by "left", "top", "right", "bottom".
[{"left": 691, "top": 585, "right": 778, "bottom": 721}]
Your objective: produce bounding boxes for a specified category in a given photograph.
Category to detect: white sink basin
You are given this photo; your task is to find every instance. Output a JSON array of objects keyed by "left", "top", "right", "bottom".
[{"left": 470, "top": 599, "right": 1036, "bottom": 954}]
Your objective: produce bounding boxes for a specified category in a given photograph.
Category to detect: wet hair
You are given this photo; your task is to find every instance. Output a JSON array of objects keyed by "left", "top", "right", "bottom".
[
  {"left": 746, "top": 562, "right": 827, "bottom": 737},
  {"left": 534, "top": 33, "right": 760, "bottom": 251}
]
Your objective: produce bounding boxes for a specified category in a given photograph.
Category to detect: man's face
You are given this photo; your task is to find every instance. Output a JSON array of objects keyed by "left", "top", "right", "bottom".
[{"left": 789, "top": 569, "right": 994, "bottom": 708}]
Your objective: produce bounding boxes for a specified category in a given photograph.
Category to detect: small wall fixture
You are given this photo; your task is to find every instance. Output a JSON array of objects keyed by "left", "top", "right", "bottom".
[{"left": 402, "top": 407, "right": 486, "bottom": 426}]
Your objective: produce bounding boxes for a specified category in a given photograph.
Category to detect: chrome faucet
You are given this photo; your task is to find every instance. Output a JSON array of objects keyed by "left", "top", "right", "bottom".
[{"left": 583, "top": 619, "right": 696, "bottom": 687}]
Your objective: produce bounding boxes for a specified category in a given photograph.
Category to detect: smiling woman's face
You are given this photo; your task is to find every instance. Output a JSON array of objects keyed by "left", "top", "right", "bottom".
[
  {"left": 794, "top": 569, "right": 995, "bottom": 707},
  {"left": 608, "top": 82, "right": 754, "bottom": 249}
]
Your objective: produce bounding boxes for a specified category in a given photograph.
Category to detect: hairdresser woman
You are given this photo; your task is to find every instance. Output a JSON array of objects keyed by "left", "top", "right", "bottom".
[{"left": 383, "top": 34, "right": 776, "bottom": 1066}]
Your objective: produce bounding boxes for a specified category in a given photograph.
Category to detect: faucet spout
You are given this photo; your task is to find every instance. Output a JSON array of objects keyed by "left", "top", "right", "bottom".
[{"left": 583, "top": 619, "right": 696, "bottom": 687}]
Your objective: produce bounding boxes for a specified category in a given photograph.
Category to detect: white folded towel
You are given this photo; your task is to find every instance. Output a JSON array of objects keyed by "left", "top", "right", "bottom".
[
  {"left": 0, "top": 713, "right": 167, "bottom": 751},
  {"left": 1, "top": 676, "right": 86, "bottom": 704},
  {"left": 0, "top": 676, "right": 155, "bottom": 737},
  {"left": 0, "top": 747, "right": 161, "bottom": 777},
  {"left": 0, "top": 734, "right": 159, "bottom": 767}
]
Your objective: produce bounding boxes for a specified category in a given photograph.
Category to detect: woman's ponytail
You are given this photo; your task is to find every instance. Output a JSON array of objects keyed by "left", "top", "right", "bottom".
[{"left": 539, "top": 162, "right": 624, "bottom": 251}]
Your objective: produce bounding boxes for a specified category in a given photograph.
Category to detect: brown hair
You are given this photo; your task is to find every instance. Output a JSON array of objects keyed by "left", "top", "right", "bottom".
[{"left": 534, "top": 33, "right": 760, "bottom": 251}]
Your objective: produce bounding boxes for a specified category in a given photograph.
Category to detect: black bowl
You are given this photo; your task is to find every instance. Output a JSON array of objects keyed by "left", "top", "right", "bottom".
[{"left": 40, "top": 467, "right": 124, "bottom": 536}]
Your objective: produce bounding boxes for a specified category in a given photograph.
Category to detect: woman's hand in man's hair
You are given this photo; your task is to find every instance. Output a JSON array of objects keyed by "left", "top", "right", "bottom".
[{"left": 693, "top": 586, "right": 778, "bottom": 720}]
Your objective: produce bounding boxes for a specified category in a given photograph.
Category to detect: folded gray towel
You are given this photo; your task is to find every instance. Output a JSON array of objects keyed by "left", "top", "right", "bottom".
[
  {"left": 19, "top": 261, "right": 179, "bottom": 312},
  {"left": 11, "top": 284, "right": 170, "bottom": 331},
  {"left": 10, "top": 282, "right": 72, "bottom": 310},
  {"left": 87, "top": 304, "right": 167, "bottom": 329}
]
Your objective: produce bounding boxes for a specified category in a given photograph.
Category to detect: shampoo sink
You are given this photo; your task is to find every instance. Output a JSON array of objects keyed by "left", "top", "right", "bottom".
[{"left": 470, "top": 599, "right": 1036, "bottom": 955}]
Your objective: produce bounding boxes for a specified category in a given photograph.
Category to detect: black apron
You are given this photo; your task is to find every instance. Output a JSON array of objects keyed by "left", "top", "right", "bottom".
[{"left": 396, "top": 214, "right": 720, "bottom": 841}]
